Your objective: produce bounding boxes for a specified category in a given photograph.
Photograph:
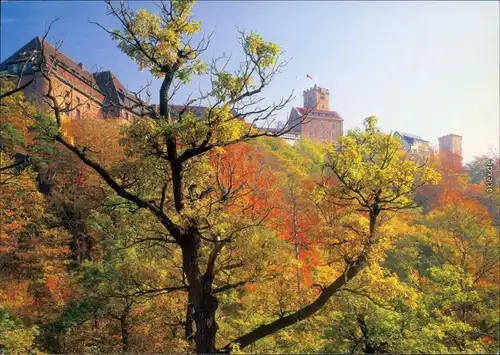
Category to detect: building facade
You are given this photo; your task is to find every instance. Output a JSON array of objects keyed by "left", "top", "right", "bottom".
[
  {"left": 394, "top": 131, "right": 432, "bottom": 163},
  {"left": 2, "top": 39, "right": 346, "bottom": 147},
  {"left": 438, "top": 134, "right": 462, "bottom": 157},
  {"left": 266, "top": 127, "right": 301, "bottom": 145},
  {"left": 286, "top": 85, "right": 343, "bottom": 142},
  {"left": 0, "top": 37, "right": 142, "bottom": 122}
]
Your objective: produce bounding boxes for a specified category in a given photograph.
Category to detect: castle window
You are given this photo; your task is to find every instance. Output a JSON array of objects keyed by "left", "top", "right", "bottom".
[
  {"left": 76, "top": 109, "right": 81, "bottom": 120},
  {"left": 9, "top": 63, "right": 19, "bottom": 74},
  {"left": 65, "top": 103, "right": 70, "bottom": 117},
  {"left": 76, "top": 97, "right": 81, "bottom": 105},
  {"left": 87, "top": 103, "right": 91, "bottom": 111},
  {"left": 125, "top": 112, "right": 129, "bottom": 121}
]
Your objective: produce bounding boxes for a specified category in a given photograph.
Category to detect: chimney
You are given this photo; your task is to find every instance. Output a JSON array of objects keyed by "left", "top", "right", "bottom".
[{"left": 78, "top": 62, "right": 84, "bottom": 70}]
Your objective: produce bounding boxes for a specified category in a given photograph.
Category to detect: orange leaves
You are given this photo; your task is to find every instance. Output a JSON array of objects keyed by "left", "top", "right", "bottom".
[
  {"left": 46, "top": 276, "right": 57, "bottom": 292},
  {"left": 209, "top": 142, "right": 282, "bottom": 221},
  {"left": 0, "top": 161, "right": 72, "bottom": 327},
  {"left": 434, "top": 192, "right": 492, "bottom": 226},
  {"left": 482, "top": 336, "right": 496, "bottom": 343},
  {"left": 0, "top": 280, "right": 37, "bottom": 319},
  {"left": 63, "top": 118, "right": 127, "bottom": 167},
  {"left": 418, "top": 153, "right": 471, "bottom": 211}
]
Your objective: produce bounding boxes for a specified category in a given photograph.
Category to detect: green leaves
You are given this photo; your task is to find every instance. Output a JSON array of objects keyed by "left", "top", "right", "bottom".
[
  {"left": 0, "top": 306, "right": 40, "bottom": 354},
  {"left": 109, "top": 0, "right": 205, "bottom": 79},
  {"left": 244, "top": 32, "right": 281, "bottom": 67},
  {"left": 325, "top": 116, "right": 440, "bottom": 212}
]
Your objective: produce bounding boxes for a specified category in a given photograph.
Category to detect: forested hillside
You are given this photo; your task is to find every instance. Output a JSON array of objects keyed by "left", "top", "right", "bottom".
[{"left": 0, "top": 1, "right": 498, "bottom": 353}]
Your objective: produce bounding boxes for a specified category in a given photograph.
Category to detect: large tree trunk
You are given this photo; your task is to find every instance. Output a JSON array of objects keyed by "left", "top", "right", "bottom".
[
  {"left": 120, "top": 316, "right": 129, "bottom": 353},
  {"left": 160, "top": 70, "right": 219, "bottom": 352},
  {"left": 185, "top": 295, "right": 194, "bottom": 341},
  {"left": 171, "top": 159, "right": 183, "bottom": 212},
  {"left": 181, "top": 231, "right": 219, "bottom": 353}
]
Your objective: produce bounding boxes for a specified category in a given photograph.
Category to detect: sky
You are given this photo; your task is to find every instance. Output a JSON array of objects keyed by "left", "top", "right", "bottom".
[{"left": 1, "top": 1, "right": 498, "bottom": 163}]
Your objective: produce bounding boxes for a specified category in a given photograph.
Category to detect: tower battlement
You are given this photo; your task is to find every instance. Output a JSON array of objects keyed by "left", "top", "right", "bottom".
[
  {"left": 302, "top": 85, "right": 330, "bottom": 96},
  {"left": 303, "top": 85, "right": 330, "bottom": 110}
]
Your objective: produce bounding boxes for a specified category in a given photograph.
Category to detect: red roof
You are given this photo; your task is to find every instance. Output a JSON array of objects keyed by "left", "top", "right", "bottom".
[
  {"left": 295, "top": 107, "right": 342, "bottom": 120},
  {"left": 297, "top": 107, "right": 335, "bottom": 113}
]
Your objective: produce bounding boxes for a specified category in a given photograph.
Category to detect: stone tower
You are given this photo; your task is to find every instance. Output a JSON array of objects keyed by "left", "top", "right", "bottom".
[
  {"left": 303, "top": 85, "right": 330, "bottom": 110},
  {"left": 438, "top": 134, "right": 462, "bottom": 157}
]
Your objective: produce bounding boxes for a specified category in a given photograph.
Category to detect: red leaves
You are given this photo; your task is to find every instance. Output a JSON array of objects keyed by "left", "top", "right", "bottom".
[
  {"left": 482, "top": 336, "right": 496, "bottom": 344},
  {"left": 46, "top": 276, "right": 57, "bottom": 292}
]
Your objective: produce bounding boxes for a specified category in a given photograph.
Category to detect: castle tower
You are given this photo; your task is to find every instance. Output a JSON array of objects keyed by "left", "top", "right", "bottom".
[
  {"left": 438, "top": 134, "right": 462, "bottom": 157},
  {"left": 303, "top": 85, "right": 330, "bottom": 110}
]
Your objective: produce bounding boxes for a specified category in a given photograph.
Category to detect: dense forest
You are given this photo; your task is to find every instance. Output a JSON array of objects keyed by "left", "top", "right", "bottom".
[{"left": 1, "top": 1, "right": 499, "bottom": 353}]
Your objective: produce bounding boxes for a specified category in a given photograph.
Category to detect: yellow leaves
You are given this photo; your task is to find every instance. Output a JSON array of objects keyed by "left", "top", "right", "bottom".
[
  {"left": 245, "top": 32, "right": 281, "bottom": 67},
  {"left": 183, "top": 20, "right": 201, "bottom": 35},
  {"left": 0, "top": 325, "right": 41, "bottom": 355},
  {"left": 212, "top": 72, "right": 248, "bottom": 101},
  {"left": 363, "top": 115, "right": 379, "bottom": 132},
  {"left": 352, "top": 264, "right": 420, "bottom": 310},
  {"left": 64, "top": 118, "right": 126, "bottom": 166},
  {"left": 422, "top": 166, "right": 442, "bottom": 185},
  {"left": 112, "top": 0, "right": 203, "bottom": 77},
  {"left": 59, "top": 121, "right": 74, "bottom": 145},
  {"left": 326, "top": 116, "right": 440, "bottom": 213},
  {"left": 312, "top": 264, "right": 342, "bottom": 287},
  {"left": 424, "top": 196, "right": 499, "bottom": 288},
  {"left": 134, "top": 9, "right": 162, "bottom": 37}
]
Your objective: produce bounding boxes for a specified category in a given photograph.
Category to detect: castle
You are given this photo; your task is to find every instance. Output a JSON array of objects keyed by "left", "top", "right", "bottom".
[
  {"left": 280, "top": 85, "right": 344, "bottom": 145},
  {"left": 0, "top": 37, "right": 141, "bottom": 122},
  {"left": 438, "top": 134, "right": 462, "bottom": 157},
  {"left": 1, "top": 37, "right": 462, "bottom": 161}
]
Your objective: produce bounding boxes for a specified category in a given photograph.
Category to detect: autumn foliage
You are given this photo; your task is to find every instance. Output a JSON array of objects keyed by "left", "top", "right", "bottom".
[{"left": 1, "top": 1, "right": 498, "bottom": 352}]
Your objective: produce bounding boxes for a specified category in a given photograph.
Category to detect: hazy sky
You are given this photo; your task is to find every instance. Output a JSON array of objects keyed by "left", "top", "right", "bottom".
[{"left": 1, "top": 1, "right": 498, "bottom": 163}]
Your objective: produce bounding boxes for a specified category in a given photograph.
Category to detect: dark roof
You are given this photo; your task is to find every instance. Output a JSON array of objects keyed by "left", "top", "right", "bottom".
[
  {"left": 394, "top": 131, "right": 429, "bottom": 144},
  {"left": 295, "top": 107, "right": 343, "bottom": 120},
  {"left": 266, "top": 127, "right": 300, "bottom": 136},
  {"left": 169, "top": 105, "right": 206, "bottom": 117},
  {"left": 1, "top": 36, "right": 103, "bottom": 94},
  {"left": 93, "top": 71, "right": 143, "bottom": 114},
  {"left": 1, "top": 37, "right": 241, "bottom": 119},
  {"left": 0, "top": 37, "right": 147, "bottom": 114}
]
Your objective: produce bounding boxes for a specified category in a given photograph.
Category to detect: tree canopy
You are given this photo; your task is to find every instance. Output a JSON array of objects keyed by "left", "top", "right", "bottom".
[{"left": 0, "top": 1, "right": 498, "bottom": 353}]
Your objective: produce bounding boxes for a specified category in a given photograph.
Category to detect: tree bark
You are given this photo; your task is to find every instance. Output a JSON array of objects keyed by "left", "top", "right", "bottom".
[
  {"left": 171, "top": 159, "right": 184, "bottom": 213},
  {"left": 120, "top": 316, "right": 129, "bottom": 353},
  {"left": 181, "top": 230, "right": 219, "bottom": 353},
  {"left": 159, "top": 72, "right": 173, "bottom": 119},
  {"left": 185, "top": 295, "right": 194, "bottom": 341}
]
